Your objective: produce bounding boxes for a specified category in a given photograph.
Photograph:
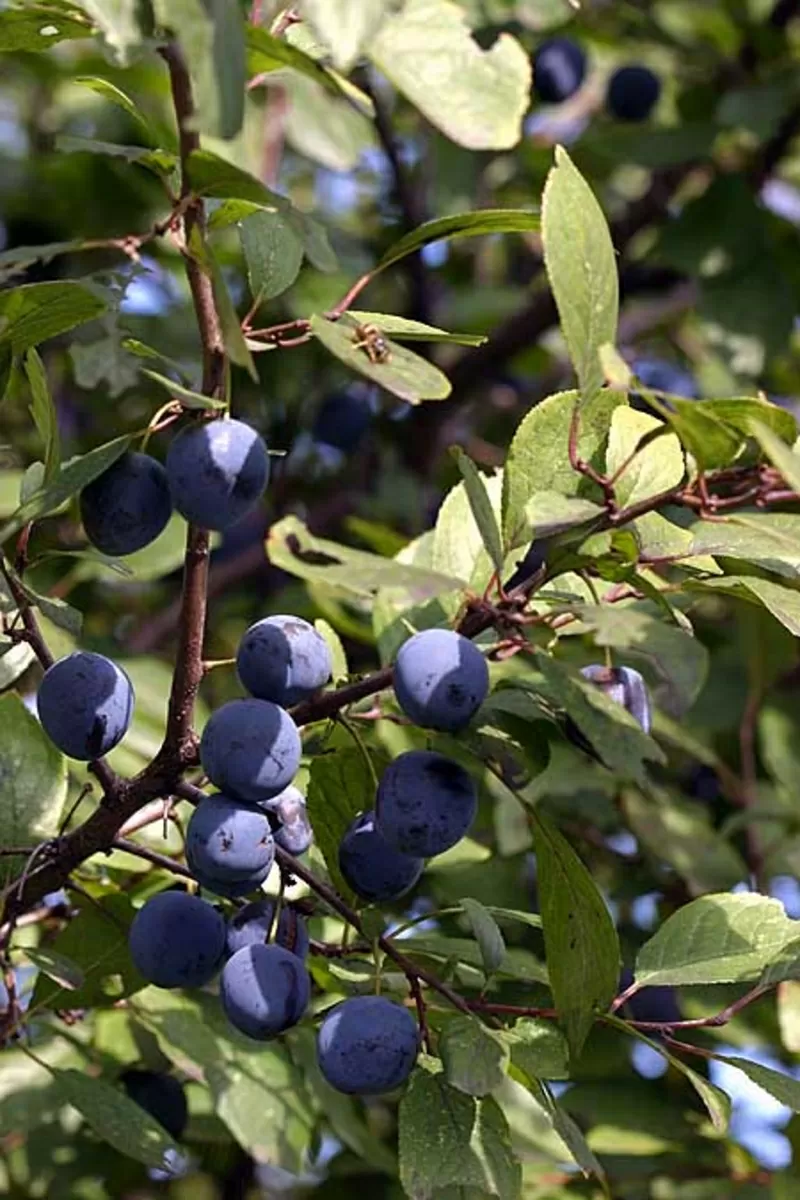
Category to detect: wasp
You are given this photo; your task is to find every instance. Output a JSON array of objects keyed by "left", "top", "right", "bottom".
[{"left": 351, "top": 322, "right": 391, "bottom": 364}]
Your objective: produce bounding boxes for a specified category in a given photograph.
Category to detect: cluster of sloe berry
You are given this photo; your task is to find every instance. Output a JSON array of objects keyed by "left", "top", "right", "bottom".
[
  {"left": 33, "top": 418, "right": 498, "bottom": 1099},
  {"left": 532, "top": 36, "right": 661, "bottom": 123}
]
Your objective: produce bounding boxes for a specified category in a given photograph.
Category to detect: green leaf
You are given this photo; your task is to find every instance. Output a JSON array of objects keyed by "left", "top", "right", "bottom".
[
  {"left": 141, "top": 367, "right": 225, "bottom": 411},
  {"left": 607, "top": 1016, "right": 731, "bottom": 1134},
  {"left": 0, "top": 694, "right": 67, "bottom": 891},
  {"left": 376, "top": 210, "right": 540, "bottom": 273},
  {"left": 54, "top": 135, "right": 177, "bottom": 177},
  {"left": 505, "top": 1018, "right": 570, "bottom": 1081},
  {"left": 300, "top": 0, "right": 388, "bottom": 71},
  {"left": 658, "top": 397, "right": 743, "bottom": 472},
  {"left": 439, "top": 1015, "right": 510, "bottom": 1097},
  {"left": 153, "top": 0, "right": 245, "bottom": 139},
  {"left": 187, "top": 149, "right": 285, "bottom": 207},
  {"left": 398, "top": 1058, "right": 522, "bottom": 1199},
  {"left": 209, "top": 252, "right": 257, "bottom": 381},
  {"left": 634, "top": 892, "right": 800, "bottom": 988},
  {"left": 24, "top": 348, "right": 60, "bottom": 481},
  {"left": 542, "top": 147, "right": 618, "bottom": 405},
  {"left": 77, "top": 1, "right": 148, "bottom": 64},
  {"left": 688, "top": 576, "right": 800, "bottom": 638},
  {"left": 55, "top": 1069, "right": 183, "bottom": 1170},
  {"left": 524, "top": 492, "right": 604, "bottom": 539},
  {"left": 132, "top": 987, "right": 314, "bottom": 1171},
  {"left": 32, "top": 892, "right": 146, "bottom": 1010},
  {"left": 401, "top": 935, "right": 547, "bottom": 986},
  {"left": 310, "top": 314, "right": 451, "bottom": 404},
  {"left": 0, "top": 344, "right": 12, "bottom": 401},
  {"left": 686, "top": 513, "right": 800, "bottom": 580},
  {"left": 502, "top": 389, "right": 622, "bottom": 546},
  {"left": 522, "top": 1075, "right": 607, "bottom": 1183},
  {"left": 24, "top": 947, "right": 84, "bottom": 992},
  {"left": 247, "top": 24, "right": 357, "bottom": 100},
  {"left": 348, "top": 311, "right": 486, "bottom": 347},
  {"left": 530, "top": 808, "right": 620, "bottom": 1056},
  {"left": 0, "top": 282, "right": 107, "bottom": 352},
  {"left": 696, "top": 397, "right": 797, "bottom": 445},
  {"left": 75, "top": 76, "right": 160, "bottom": 138},
  {"left": 0, "top": 240, "right": 86, "bottom": 284},
  {"left": 267, "top": 514, "right": 465, "bottom": 600},
  {"left": 369, "top": 0, "right": 531, "bottom": 151},
  {"left": 460, "top": 896, "right": 506, "bottom": 977},
  {"left": 282, "top": 71, "right": 377, "bottom": 172},
  {"left": 0, "top": 434, "right": 132, "bottom": 546},
  {"left": 240, "top": 209, "right": 304, "bottom": 303},
  {"left": 306, "top": 748, "right": 380, "bottom": 904},
  {"left": 606, "top": 406, "right": 685, "bottom": 508},
  {"left": 752, "top": 418, "right": 800, "bottom": 494},
  {"left": 0, "top": 7, "right": 92, "bottom": 52},
  {"left": 451, "top": 448, "right": 505, "bottom": 574},
  {"left": 713, "top": 1055, "right": 800, "bottom": 1112},
  {"left": 432, "top": 474, "right": 503, "bottom": 604},
  {"left": 314, "top": 618, "right": 348, "bottom": 685}
]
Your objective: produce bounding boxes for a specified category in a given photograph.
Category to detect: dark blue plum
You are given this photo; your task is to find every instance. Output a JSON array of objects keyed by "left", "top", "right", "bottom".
[
  {"left": 264, "top": 786, "right": 314, "bottom": 856},
  {"left": 236, "top": 615, "right": 332, "bottom": 706},
  {"left": 226, "top": 898, "right": 310, "bottom": 960},
  {"left": 339, "top": 811, "right": 423, "bottom": 903},
  {"left": 393, "top": 629, "right": 489, "bottom": 733},
  {"left": 581, "top": 665, "right": 651, "bottom": 733},
  {"left": 317, "top": 996, "right": 418, "bottom": 1095},
  {"left": 376, "top": 750, "right": 478, "bottom": 858},
  {"left": 313, "top": 388, "right": 372, "bottom": 453},
  {"left": 221, "top": 943, "right": 310, "bottom": 1040},
  {"left": 607, "top": 65, "right": 661, "bottom": 122},
  {"left": 37, "top": 651, "right": 134, "bottom": 760},
  {"left": 504, "top": 539, "right": 547, "bottom": 591},
  {"left": 80, "top": 451, "right": 172, "bottom": 556},
  {"left": 200, "top": 699, "right": 301, "bottom": 804},
  {"left": 532, "top": 38, "right": 587, "bottom": 105},
  {"left": 186, "top": 793, "right": 274, "bottom": 883},
  {"left": 120, "top": 1070, "right": 188, "bottom": 1141},
  {"left": 128, "top": 891, "right": 226, "bottom": 989},
  {"left": 166, "top": 418, "right": 270, "bottom": 531},
  {"left": 186, "top": 861, "right": 271, "bottom": 899},
  {"left": 631, "top": 358, "right": 698, "bottom": 412}
]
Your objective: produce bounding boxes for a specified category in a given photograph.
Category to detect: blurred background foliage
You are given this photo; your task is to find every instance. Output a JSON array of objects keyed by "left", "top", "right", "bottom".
[{"left": 3, "top": 0, "right": 800, "bottom": 1197}]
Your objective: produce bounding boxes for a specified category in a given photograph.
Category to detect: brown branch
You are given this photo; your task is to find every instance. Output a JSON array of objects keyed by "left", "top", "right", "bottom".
[{"left": 113, "top": 837, "right": 195, "bottom": 881}]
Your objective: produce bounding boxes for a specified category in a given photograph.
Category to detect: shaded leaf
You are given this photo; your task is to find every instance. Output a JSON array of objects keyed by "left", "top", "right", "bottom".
[
  {"left": 398, "top": 1058, "right": 522, "bottom": 1199},
  {"left": 440, "top": 1015, "right": 510, "bottom": 1097},
  {"left": 505, "top": 1018, "right": 570, "bottom": 1081},
  {"left": 0, "top": 694, "right": 67, "bottom": 891},
  {"left": 0, "top": 282, "right": 107, "bottom": 352},
  {"left": 55, "top": 1069, "right": 183, "bottom": 1171},
  {"left": 752, "top": 418, "right": 800, "bottom": 495},
  {"left": 713, "top": 1055, "right": 800, "bottom": 1112},
  {"left": 141, "top": 368, "right": 225, "bottom": 411},
  {"left": 24, "top": 348, "right": 60, "bottom": 481},
  {"left": 153, "top": 0, "right": 245, "bottom": 139},
  {"left": 460, "top": 896, "right": 506, "bottom": 977},
  {"left": 307, "top": 748, "right": 382, "bottom": 904},
  {"left": 688, "top": 576, "right": 800, "bottom": 638},
  {"left": 376, "top": 210, "right": 540, "bottom": 273},
  {"left": 24, "top": 947, "right": 84, "bottom": 992},
  {"left": 452, "top": 449, "right": 505, "bottom": 573},
  {"left": 0, "top": 8, "right": 91, "bottom": 52},
  {"left": 523, "top": 1074, "right": 607, "bottom": 1182},
  {"left": 240, "top": 210, "right": 304, "bottom": 303},
  {"left": 530, "top": 808, "right": 620, "bottom": 1056}
]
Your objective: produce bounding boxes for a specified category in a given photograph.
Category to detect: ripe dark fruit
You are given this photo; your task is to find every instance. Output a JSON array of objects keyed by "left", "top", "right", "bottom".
[
  {"left": 376, "top": 750, "right": 478, "bottom": 858},
  {"left": 237, "top": 615, "right": 332, "bottom": 706},
  {"left": 504, "top": 539, "right": 547, "bottom": 591},
  {"left": 532, "top": 37, "right": 587, "bottom": 105},
  {"left": 120, "top": 1070, "right": 188, "bottom": 1141},
  {"left": 581, "top": 664, "right": 651, "bottom": 733},
  {"left": 631, "top": 359, "right": 698, "bottom": 412},
  {"left": 339, "top": 811, "right": 424, "bottom": 903},
  {"left": 607, "top": 65, "right": 661, "bottom": 122},
  {"left": 37, "top": 651, "right": 134, "bottom": 760},
  {"left": 265, "top": 786, "right": 314, "bottom": 856},
  {"left": 221, "top": 943, "right": 310, "bottom": 1039},
  {"left": 226, "top": 898, "right": 310, "bottom": 961},
  {"left": 317, "top": 996, "right": 419, "bottom": 1095},
  {"left": 166, "top": 418, "right": 270, "bottom": 532},
  {"left": 128, "top": 892, "right": 226, "bottom": 989},
  {"left": 200, "top": 698, "right": 301, "bottom": 803},
  {"left": 186, "top": 793, "right": 275, "bottom": 883},
  {"left": 80, "top": 451, "right": 172, "bottom": 556},
  {"left": 393, "top": 628, "right": 489, "bottom": 733},
  {"left": 313, "top": 388, "right": 372, "bottom": 453}
]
